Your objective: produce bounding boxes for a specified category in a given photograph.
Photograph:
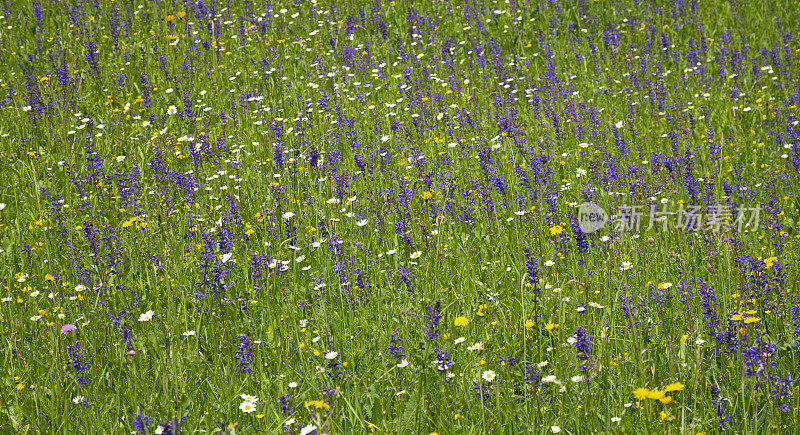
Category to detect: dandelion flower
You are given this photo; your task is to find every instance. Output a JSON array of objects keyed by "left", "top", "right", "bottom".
[
  {"left": 304, "top": 400, "right": 329, "bottom": 410},
  {"left": 664, "top": 382, "right": 684, "bottom": 392},
  {"left": 633, "top": 387, "right": 650, "bottom": 400},
  {"left": 454, "top": 316, "right": 469, "bottom": 327}
]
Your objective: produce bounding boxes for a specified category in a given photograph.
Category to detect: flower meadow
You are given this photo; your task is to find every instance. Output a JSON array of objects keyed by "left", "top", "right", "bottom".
[{"left": 2, "top": 0, "right": 800, "bottom": 432}]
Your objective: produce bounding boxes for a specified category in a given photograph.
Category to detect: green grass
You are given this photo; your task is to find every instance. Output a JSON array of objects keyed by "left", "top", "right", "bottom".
[{"left": 0, "top": 0, "right": 799, "bottom": 433}]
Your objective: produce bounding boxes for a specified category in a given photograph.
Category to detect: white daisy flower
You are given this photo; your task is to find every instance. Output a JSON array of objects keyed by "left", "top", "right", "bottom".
[
  {"left": 240, "top": 394, "right": 258, "bottom": 402},
  {"left": 138, "top": 310, "right": 155, "bottom": 322},
  {"left": 324, "top": 351, "right": 339, "bottom": 360},
  {"left": 300, "top": 424, "right": 317, "bottom": 435},
  {"left": 239, "top": 401, "right": 257, "bottom": 413}
]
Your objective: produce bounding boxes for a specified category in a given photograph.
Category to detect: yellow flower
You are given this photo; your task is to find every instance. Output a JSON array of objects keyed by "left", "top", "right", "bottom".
[
  {"left": 420, "top": 191, "right": 433, "bottom": 200},
  {"left": 44, "top": 274, "right": 54, "bottom": 281},
  {"left": 524, "top": 320, "right": 535, "bottom": 329},
  {"left": 730, "top": 314, "right": 743, "bottom": 321},
  {"left": 454, "top": 317, "right": 469, "bottom": 327},
  {"left": 16, "top": 383, "right": 24, "bottom": 390},
  {"left": 664, "top": 382, "right": 685, "bottom": 392},
  {"left": 545, "top": 323, "right": 558, "bottom": 331},
  {"left": 646, "top": 390, "right": 665, "bottom": 400},
  {"left": 659, "top": 411, "right": 669, "bottom": 421},
  {"left": 744, "top": 317, "right": 760, "bottom": 324},
  {"left": 549, "top": 225, "right": 564, "bottom": 235},
  {"left": 304, "top": 400, "right": 330, "bottom": 410},
  {"left": 633, "top": 388, "right": 650, "bottom": 400},
  {"left": 659, "top": 396, "right": 672, "bottom": 404}
]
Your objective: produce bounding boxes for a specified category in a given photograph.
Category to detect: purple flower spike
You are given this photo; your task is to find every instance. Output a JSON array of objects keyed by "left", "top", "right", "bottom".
[{"left": 60, "top": 324, "right": 77, "bottom": 334}]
